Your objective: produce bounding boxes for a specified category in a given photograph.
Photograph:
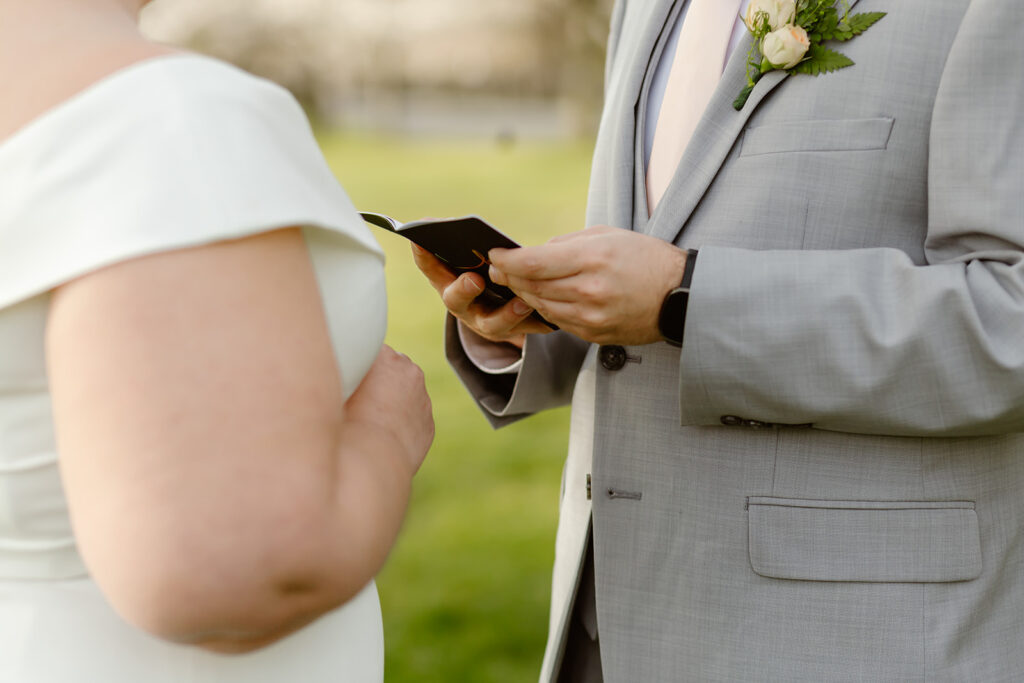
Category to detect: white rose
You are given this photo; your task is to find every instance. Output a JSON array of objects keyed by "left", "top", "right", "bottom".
[
  {"left": 761, "top": 24, "right": 810, "bottom": 69},
  {"left": 744, "top": 0, "right": 797, "bottom": 33}
]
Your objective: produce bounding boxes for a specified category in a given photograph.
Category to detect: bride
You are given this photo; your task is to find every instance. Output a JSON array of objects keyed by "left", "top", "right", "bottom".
[{"left": 0, "top": 0, "right": 433, "bottom": 680}]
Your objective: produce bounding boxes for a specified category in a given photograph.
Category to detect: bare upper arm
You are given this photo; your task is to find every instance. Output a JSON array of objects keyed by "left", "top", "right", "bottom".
[{"left": 47, "top": 228, "right": 346, "bottom": 626}]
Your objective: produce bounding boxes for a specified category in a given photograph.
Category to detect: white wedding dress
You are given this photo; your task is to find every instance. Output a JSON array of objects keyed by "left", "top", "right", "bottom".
[{"left": 0, "top": 55, "right": 387, "bottom": 682}]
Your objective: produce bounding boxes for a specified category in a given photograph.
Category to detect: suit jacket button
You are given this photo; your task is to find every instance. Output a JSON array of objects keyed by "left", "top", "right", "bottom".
[
  {"left": 720, "top": 415, "right": 743, "bottom": 426},
  {"left": 599, "top": 345, "right": 628, "bottom": 371}
]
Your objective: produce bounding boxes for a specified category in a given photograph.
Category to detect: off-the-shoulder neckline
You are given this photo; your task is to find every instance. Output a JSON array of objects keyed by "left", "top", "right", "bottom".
[{"left": 0, "top": 53, "right": 248, "bottom": 155}]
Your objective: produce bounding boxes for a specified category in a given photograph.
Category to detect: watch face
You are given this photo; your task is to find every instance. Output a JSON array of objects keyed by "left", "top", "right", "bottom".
[{"left": 659, "top": 288, "right": 688, "bottom": 346}]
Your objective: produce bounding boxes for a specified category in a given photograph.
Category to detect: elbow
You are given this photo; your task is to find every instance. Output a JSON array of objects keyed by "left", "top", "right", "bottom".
[
  {"left": 102, "top": 558, "right": 328, "bottom": 650},
  {"left": 85, "top": 525, "right": 369, "bottom": 651}
]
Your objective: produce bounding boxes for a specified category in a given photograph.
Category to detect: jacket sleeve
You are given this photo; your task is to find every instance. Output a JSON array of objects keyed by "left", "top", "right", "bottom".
[
  {"left": 445, "top": 315, "right": 590, "bottom": 429},
  {"left": 677, "top": 0, "right": 1024, "bottom": 437}
]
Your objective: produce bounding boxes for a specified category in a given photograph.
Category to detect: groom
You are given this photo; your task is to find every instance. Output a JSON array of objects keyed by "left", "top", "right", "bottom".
[{"left": 415, "top": 0, "right": 1024, "bottom": 680}]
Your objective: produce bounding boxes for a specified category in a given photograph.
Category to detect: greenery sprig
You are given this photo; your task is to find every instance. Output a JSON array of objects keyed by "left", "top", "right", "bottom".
[{"left": 733, "top": 0, "right": 886, "bottom": 110}]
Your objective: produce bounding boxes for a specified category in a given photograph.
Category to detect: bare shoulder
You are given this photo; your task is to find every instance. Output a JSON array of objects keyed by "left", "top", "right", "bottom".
[{"left": 0, "top": 39, "right": 182, "bottom": 144}]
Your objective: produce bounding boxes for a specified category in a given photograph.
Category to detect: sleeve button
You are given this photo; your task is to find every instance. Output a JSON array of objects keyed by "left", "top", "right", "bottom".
[{"left": 720, "top": 415, "right": 743, "bottom": 427}]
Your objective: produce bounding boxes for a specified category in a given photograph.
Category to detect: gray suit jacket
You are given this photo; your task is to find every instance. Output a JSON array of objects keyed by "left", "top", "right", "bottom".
[{"left": 448, "top": 0, "right": 1024, "bottom": 680}]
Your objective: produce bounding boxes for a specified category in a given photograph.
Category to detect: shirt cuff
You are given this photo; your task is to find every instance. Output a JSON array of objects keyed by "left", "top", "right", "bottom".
[{"left": 457, "top": 321, "right": 524, "bottom": 375}]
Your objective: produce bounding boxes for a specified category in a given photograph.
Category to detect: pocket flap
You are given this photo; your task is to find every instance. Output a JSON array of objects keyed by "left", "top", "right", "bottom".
[
  {"left": 748, "top": 497, "right": 982, "bottom": 583},
  {"left": 740, "top": 117, "right": 895, "bottom": 156}
]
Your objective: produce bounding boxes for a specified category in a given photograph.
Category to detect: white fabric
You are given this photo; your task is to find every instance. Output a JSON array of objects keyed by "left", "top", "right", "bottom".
[
  {"left": 537, "top": 347, "right": 595, "bottom": 678},
  {"left": 0, "top": 54, "right": 386, "bottom": 682},
  {"left": 457, "top": 321, "right": 523, "bottom": 374}
]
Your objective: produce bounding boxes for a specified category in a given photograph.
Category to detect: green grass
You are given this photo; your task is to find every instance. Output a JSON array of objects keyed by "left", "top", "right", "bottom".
[{"left": 320, "top": 131, "right": 594, "bottom": 682}]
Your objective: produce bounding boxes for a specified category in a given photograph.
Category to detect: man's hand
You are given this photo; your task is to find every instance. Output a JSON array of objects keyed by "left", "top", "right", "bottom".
[
  {"left": 411, "top": 244, "right": 553, "bottom": 349},
  {"left": 488, "top": 225, "right": 687, "bottom": 346}
]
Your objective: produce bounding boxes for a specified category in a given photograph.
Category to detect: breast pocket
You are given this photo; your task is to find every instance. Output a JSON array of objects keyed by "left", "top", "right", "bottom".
[
  {"left": 747, "top": 497, "right": 982, "bottom": 583},
  {"left": 739, "top": 117, "right": 895, "bottom": 157}
]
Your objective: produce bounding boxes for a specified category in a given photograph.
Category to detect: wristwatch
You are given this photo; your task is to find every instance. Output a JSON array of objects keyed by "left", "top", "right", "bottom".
[{"left": 657, "top": 250, "right": 698, "bottom": 347}]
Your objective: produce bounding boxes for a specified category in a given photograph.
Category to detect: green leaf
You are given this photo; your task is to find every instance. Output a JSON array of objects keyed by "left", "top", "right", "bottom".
[
  {"left": 733, "top": 83, "right": 757, "bottom": 111},
  {"left": 812, "top": 8, "right": 840, "bottom": 40},
  {"left": 789, "top": 45, "right": 855, "bottom": 76},
  {"left": 733, "top": 71, "right": 764, "bottom": 111},
  {"left": 795, "top": 0, "right": 833, "bottom": 28},
  {"left": 845, "top": 11, "right": 887, "bottom": 36}
]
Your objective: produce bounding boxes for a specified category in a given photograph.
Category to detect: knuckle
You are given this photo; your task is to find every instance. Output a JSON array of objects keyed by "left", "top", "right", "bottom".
[
  {"left": 441, "top": 284, "right": 464, "bottom": 311},
  {"left": 520, "top": 256, "right": 542, "bottom": 277},
  {"left": 472, "top": 314, "right": 498, "bottom": 338},
  {"left": 580, "top": 308, "right": 608, "bottom": 329},
  {"left": 577, "top": 278, "right": 605, "bottom": 302},
  {"left": 581, "top": 250, "right": 605, "bottom": 271}
]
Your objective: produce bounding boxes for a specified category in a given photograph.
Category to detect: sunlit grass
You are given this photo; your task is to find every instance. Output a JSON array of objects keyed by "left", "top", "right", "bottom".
[{"left": 320, "top": 130, "right": 593, "bottom": 682}]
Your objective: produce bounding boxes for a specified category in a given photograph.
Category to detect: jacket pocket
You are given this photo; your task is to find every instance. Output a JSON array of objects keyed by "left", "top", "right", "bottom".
[
  {"left": 748, "top": 497, "right": 981, "bottom": 582},
  {"left": 739, "top": 117, "right": 895, "bottom": 157}
]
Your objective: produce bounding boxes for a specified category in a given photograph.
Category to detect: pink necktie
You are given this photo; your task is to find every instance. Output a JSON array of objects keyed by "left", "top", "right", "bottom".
[{"left": 646, "top": 0, "right": 739, "bottom": 213}]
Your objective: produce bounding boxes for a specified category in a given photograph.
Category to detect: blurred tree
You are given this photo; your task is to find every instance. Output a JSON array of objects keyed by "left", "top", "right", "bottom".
[
  {"left": 142, "top": 0, "right": 615, "bottom": 135},
  {"left": 536, "top": 0, "right": 616, "bottom": 135}
]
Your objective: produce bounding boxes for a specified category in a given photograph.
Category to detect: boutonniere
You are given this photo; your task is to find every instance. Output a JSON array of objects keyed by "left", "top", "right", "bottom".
[{"left": 734, "top": 0, "right": 886, "bottom": 110}]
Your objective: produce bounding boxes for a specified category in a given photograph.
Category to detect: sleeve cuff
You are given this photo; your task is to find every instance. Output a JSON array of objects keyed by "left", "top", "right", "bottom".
[{"left": 457, "top": 321, "right": 524, "bottom": 375}]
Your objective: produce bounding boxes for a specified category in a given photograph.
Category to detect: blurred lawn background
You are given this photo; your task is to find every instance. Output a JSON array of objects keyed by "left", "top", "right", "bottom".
[{"left": 321, "top": 131, "right": 595, "bottom": 682}]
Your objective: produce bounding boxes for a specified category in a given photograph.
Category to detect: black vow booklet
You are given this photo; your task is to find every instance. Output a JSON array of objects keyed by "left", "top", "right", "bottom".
[{"left": 360, "top": 212, "right": 557, "bottom": 330}]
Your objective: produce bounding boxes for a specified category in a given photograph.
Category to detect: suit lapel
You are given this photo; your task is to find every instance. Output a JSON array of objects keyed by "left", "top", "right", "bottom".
[
  {"left": 630, "top": 0, "right": 688, "bottom": 231},
  {"left": 628, "top": 0, "right": 681, "bottom": 108},
  {"left": 589, "top": 0, "right": 680, "bottom": 232},
  {"left": 646, "top": 0, "right": 862, "bottom": 243}
]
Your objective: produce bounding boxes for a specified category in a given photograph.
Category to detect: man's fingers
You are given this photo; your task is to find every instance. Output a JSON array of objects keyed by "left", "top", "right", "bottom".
[
  {"left": 509, "top": 318, "right": 557, "bottom": 337},
  {"left": 473, "top": 299, "right": 552, "bottom": 339},
  {"left": 411, "top": 243, "right": 552, "bottom": 342},
  {"left": 441, "top": 273, "right": 485, "bottom": 316},
  {"left": 499, "top": 273, "right": 601, "bottom": 304},
  {"left": 412, "top": 244, "right": 457, "bottom": 294},
  {"left": 488, "top": 242, "right": 584, "bottom": 280},
  {"left": 516, "top": 298, "right": 605, "bottom": 342},
  {"left": 489, "top": 265, "right": 508, "bottom": 287},
  {"left": 547, "top": 230, "right": 593, "bottom": 244}
]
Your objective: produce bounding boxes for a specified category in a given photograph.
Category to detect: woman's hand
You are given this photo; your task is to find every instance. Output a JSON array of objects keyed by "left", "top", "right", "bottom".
[
  {"left": 488, "top": 225, "right": 688, "bottom": 346},
  {"left": 412, "top": 244, "right": 553, "bottom": 349},
  {"left": 342, "top": 345, "right": 434, "bottom": 474}
]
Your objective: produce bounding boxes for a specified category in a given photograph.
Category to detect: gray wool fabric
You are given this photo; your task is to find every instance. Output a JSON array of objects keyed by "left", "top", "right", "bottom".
[{"left": 447, "top": 0, "right": 1024, "bottom": 680}]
